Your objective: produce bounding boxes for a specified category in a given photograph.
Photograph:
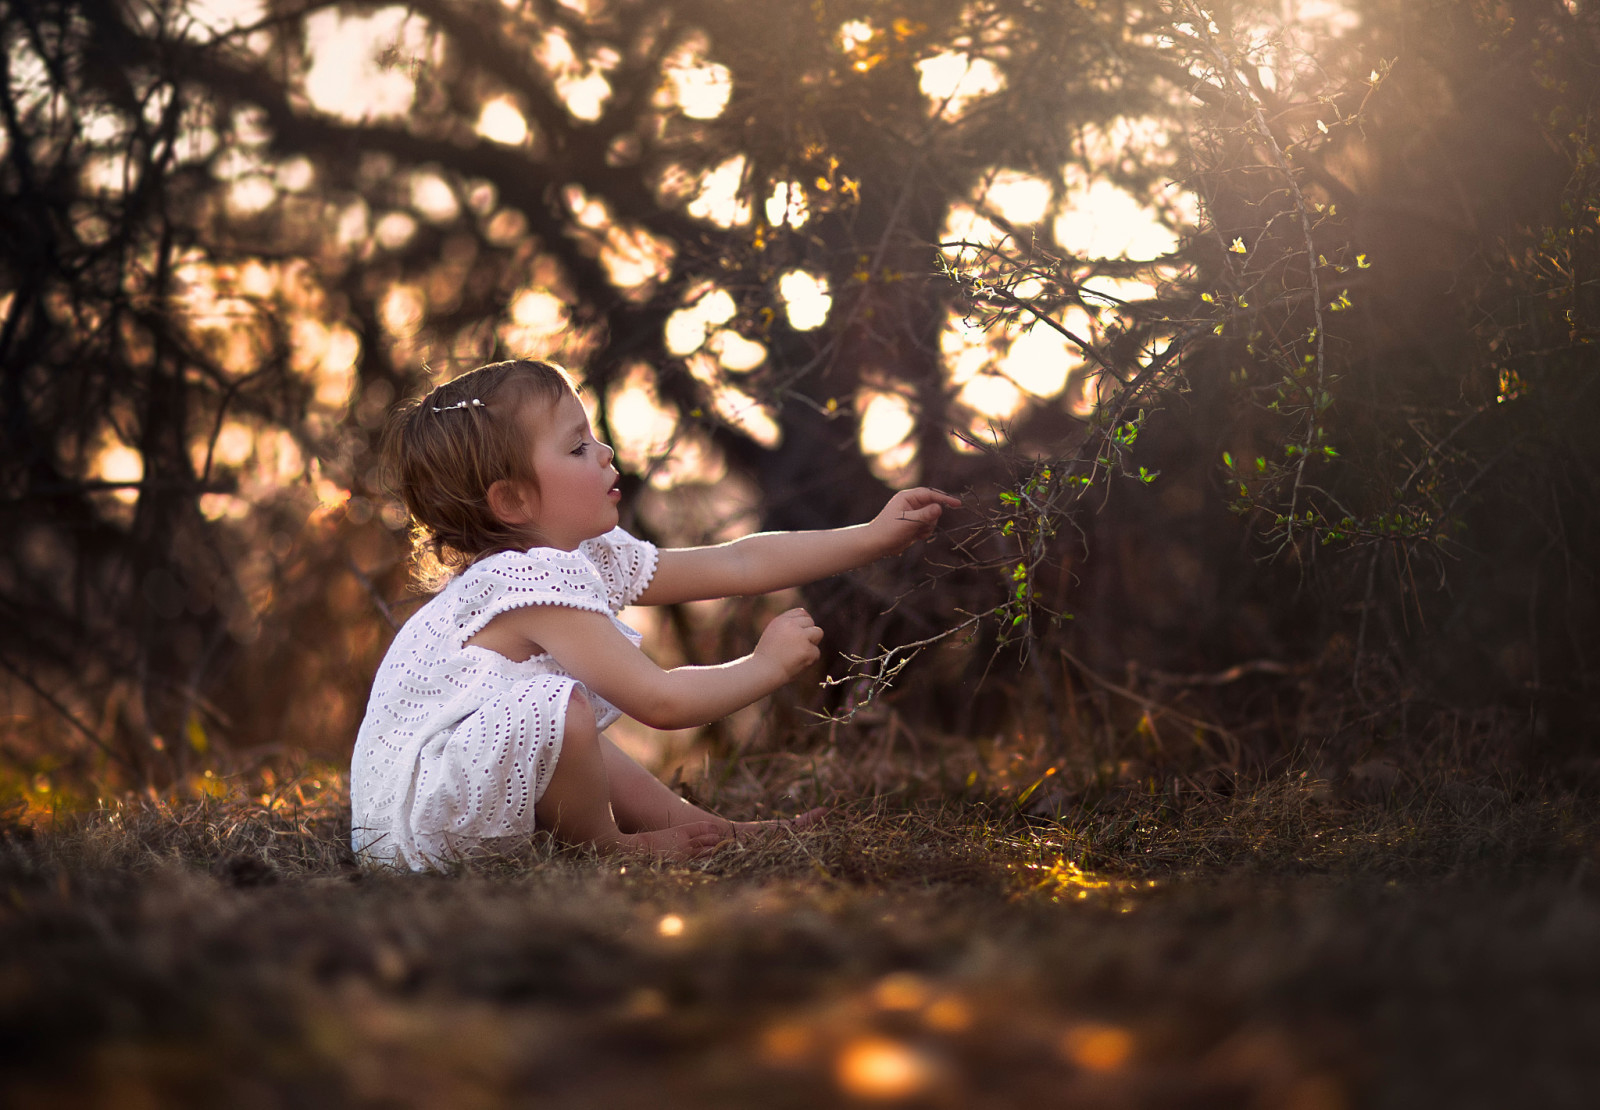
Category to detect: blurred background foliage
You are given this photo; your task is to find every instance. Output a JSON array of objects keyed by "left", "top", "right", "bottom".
[{"left": 2, "top": 0, "right": 1598, "bottom": 812}]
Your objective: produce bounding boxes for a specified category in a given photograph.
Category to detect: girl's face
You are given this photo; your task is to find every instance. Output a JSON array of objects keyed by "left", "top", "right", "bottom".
[{"left": 516, "top": 390, "right": 620, "bottom": 550}]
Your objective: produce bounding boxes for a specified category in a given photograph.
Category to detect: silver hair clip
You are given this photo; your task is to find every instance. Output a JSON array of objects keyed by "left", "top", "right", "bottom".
[{"left": 430, "top": 398, "right": 485, "bottom": 413}]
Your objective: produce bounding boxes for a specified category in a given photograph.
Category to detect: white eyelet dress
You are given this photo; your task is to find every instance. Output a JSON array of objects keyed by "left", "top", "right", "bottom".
[{"left": 350, "top": 527, "right": 657, "bottom": 870}]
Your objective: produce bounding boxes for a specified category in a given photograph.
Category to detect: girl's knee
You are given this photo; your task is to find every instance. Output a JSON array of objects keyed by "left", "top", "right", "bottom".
[{"left": 562, "top": 687, "right": 598, "bottom": 743}]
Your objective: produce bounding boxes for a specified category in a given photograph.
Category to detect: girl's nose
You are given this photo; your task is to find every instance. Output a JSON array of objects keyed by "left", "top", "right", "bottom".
[{"left": 598, "top": 441, "right": 615, "bottom": 467}]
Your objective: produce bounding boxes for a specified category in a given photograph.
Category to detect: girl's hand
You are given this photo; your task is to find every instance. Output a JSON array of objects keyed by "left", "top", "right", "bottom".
[
  {"left": 754, "top": 607, "right": 824, "bottom": 679},
  {"left": 868, "top": 487, "right": 962, "bottom": 558}
]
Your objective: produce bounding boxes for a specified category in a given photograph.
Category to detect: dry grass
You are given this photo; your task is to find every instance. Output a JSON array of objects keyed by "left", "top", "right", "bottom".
[{"left": 3, "top": 752, "right": 1600, "bottom": 1110}]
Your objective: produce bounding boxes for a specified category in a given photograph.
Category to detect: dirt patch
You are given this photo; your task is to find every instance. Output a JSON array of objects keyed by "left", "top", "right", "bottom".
[{"left": 3, "top": 784, "right": 1599, "bottom": 1108}]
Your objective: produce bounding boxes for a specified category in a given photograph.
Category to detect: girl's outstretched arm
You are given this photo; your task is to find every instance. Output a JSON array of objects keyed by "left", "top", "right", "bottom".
[
  {"left": 635, "top": 487, "right": 960, "bottom": 605},
  {"left": 465, "top": 603, "right": 822, "bottom": 730}
]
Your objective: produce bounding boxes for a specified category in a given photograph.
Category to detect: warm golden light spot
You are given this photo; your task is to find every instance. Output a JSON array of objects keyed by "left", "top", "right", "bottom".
[
  {"left": 984, "top": 170, "right": 1052, "bottom": 226},
  {"left": 871, "top": 971, "right": 930, "bottom": 1012},
  {"left": 942, "top": 203, "right": 1006, "bottom": 256},
  {"left": 1056, "top": 171, "right": 1180, "bottom": 261},
  {"left": 1060, "top": 1022, "right": 1134, "bottom": 1073},
  {"left": 410, "top": 172, "right": 458, "bottom": 223},
  {"left": 923, "top": 995, "right": 972, "bottom": 1032},
  {"left": 380, "top": 285, "right": 425, "bottom": 338},
  {"left": 186, "top": 0, "right": 264, "bottom": 34},
  {"left": 759, "top": 1022, "right": 815, "bottom": 1066},
  {"left": 336, "top": 201, "right": 370, "bottom": 249},
  {"left": 765, "top": 181, "right": 810, "bottom": 229},
  {"left": 835, "top": 1037, "right": 935, "bottom": 1101},
  {"left": 665, "top": 286, "right": 736, "bottom": 355},
  {"left": 608, "top": 364, "right": 679, "bottom": 477},
  {"left": 959, "top": 374, "right": 1024, "bottom": 422},
  {"left": 656, "top": 913, "right": 685, "bottom": 938},
  {"left": 624, "top": 987, "right": 669, "bottom": 1017},
  {"left": 277, "top": 156, "right": 314, "bottom": 192},
  {"left": 94, "top": 441, "right": 142, "bottom": 504},
  {"left": 709, "top": 330, "right": 766, "bottom": 372},
  {"left": 304, "top": 7, "right": 425, "bottom": 122},
  {"left": 510, "top": 289, "right": 567, "bottom": 333},
  {"left": 665, "top": 57, "right": 732, "bottom": 120},
  {"left": 1002, "top": 323, "right": 1080, "bottom": 398},
  {"left": 778, "top": 270, "right": 831, "bottom": 331},
  {"left": 476, "top": 97, "right": 529, "bottom": 145},
  {"left": 601, "top": 224, "right": 674, "bottom": 294},
  {"left": 837, "top": 20, "right": 875, "bottom": 54},
  {"left": 536, "top": 28, "right": 614, "bottom": 121},
  {"left": 700, "top": 365, "right": 780, "bottom": 448},
  {"left": 228, "top": 176, "right": 276, "bottom": 214},
  {"left": 213, "top": 421, "right": 255, "bottom": 468},
  {"left": 688, "top": 157, "right": 753, "bottom": 228},
  {"left": 916, "top": 52, "right": 1004, "bottom": 118},
  {"left": 858, "top": 390, "right": 914, "bottom": 456},
  {"left": 374, "top": 211, "right": 418, "bottom": 251}
]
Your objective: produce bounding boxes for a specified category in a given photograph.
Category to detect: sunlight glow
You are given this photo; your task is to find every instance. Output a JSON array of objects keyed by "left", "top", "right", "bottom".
[
  {"left": 476, "top": 97, "right": 529, "bottom": 145},
  {"left": 687, "top": 157, "right": 752, "bottom": 228},
  {"left": 1003, "top": 320, "right": 1081, "bottom": 398},
  {"left": 713, "top": 385, "right": 780, "bottom": 448},
  {"left": 665, "top": 58, "right": 732, "bottom": 120},
  {"left": 960, "top": 374, "right": 1024, "bottom": 421},
  {"left": 872, "top": 972, "right": 930, "bottom": 1012},
  {"left": 94, "top": 441, "right": 142, "bottom": 504},
  {"left": 859, "top": 390, "right": 914, "bottom": 455},
  {"left": 941, "top": 314, "right": 1026, "bottom": 422},
  {"left": 656, "top": 913, "right": 685, "bottom": 937},
  {"left": 600, "top": 223, "right": 674, "bottom": 295},
  {"left": 374, "top": 212, "right": 417, "bottom": 251},
  {"left": 765, "top": 181, "right": 810, "bottom": 229},
  {"left": 709, "top": 330, "right": 766, "bottom": 372},
  {"left": 536, "top": 29, "right": 616, "bottom": 121},
  {"left": 228, "top": 176, "right": 276, "bottom": 214},
  {"left": 778, "top": 270, "right": 831, "bottom": 330},
  {"left": 609, "top": 364, "right": 680, "bottom": 479},
  {"left": 837, "top": 20, "right": 874, "bottom": 53},
  {"left": 1060, "top": 1023, "right": 1134, "bottom": 1073},
  {"left": 836, "top": 1037, "right": 937, "bottom": 1101},
  {"left": 759, "top": 1022, "right": 816, "bottom": 1066},
  {"left": 665, "top": 286, "right": 736, "bottom": 355},
  {"left": 984, "top": 171, "right": 1052, "bottom": 226},
  {"left": 687, "top": 354, "right": 781, "bottom": 447},
  {"left": 410, "top": 172, "right": 458, "bottom": 223},
  {"left": 292, "top": 319, "right": 361, "bottom": 408},
  {"left": 916, "top": 52, "right": 1004, "bottom": 117},
  {"left": 942, "top": 203, "right": 1007, "bottom": 256},
  {"left": 1055, "top": 173, "right": 1180, "bottom": 260},
  {"left": 500, "top": 289, "right": 569, "bottom": 356},
  {"left": 380, "top": 285, "right": 424, "bottom": 339},
  {"left": 184, "top": 0, "right": 263, "bottom": 36},
  {"left": 214, "top": 422, "right": 255, "bottom": 467},
  {"left": 304, "top": 7, "right": 427, "bottom": 121}
]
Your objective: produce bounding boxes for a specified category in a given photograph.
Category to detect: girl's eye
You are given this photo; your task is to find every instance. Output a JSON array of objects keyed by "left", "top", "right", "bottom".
[{"left": 571, "top": 442, "right": 588, "bottom": 456}]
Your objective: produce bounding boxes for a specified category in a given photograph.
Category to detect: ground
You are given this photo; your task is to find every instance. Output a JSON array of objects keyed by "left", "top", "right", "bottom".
[{"left": 2, "top": 774, "right": 1598, "bottom": 1109}]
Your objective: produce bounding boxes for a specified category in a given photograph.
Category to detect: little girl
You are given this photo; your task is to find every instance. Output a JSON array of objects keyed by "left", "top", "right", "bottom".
[{"left": 350, "top": 358, "right": 958, "bottom": 870}]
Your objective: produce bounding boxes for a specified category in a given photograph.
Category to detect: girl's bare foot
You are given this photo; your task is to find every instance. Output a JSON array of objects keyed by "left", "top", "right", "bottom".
[
  {"left": 729, "top": 806, "right": 829, "bottom": 843},
  {"left": 614, "top": 820, "right": 728, "bottom": 860}
]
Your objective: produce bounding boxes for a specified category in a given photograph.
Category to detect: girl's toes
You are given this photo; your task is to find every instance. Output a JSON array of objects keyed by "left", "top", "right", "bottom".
[{"left": 788, "top": 806, "right": 829, "bottom": 830}]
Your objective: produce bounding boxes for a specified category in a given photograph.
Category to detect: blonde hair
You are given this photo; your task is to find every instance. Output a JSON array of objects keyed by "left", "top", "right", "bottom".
[{"left": 384, "top": 359, "right": 577, "bottom": 587}]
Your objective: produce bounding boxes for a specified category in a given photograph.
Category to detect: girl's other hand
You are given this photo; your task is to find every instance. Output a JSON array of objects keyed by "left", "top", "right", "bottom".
[
  {"left": 754, "top": 607, "right": 824, "bottom": 679},
  {"left": 870, "top": 487, "right": 962, "bottom": 557}
]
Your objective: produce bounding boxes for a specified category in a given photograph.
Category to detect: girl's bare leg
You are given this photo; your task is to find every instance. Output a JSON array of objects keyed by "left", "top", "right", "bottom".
[
  {"left": 535, "top": 690, "right": 725, "bottom": 858},
  {"left": 599, "top": 735, "right": 827, "bottom": 839}
]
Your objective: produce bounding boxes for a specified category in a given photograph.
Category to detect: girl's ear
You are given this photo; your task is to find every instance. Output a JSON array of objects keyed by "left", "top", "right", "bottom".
[{"left": 486, "top": 478, "right": 538, "bottom": 529}]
